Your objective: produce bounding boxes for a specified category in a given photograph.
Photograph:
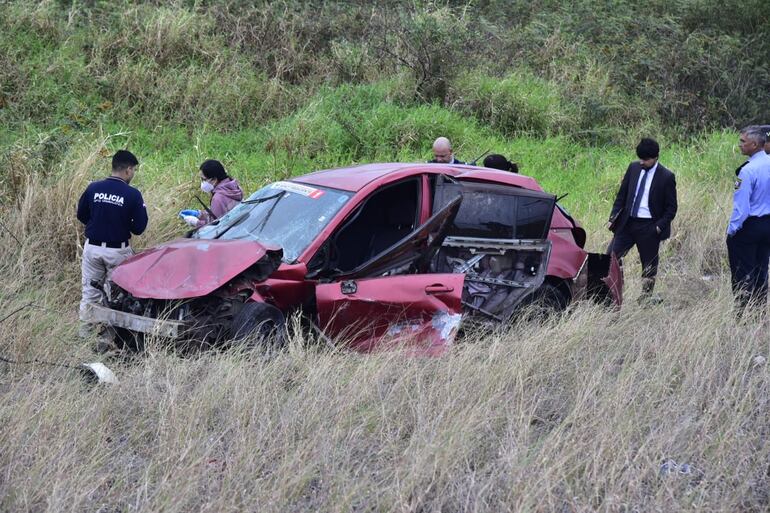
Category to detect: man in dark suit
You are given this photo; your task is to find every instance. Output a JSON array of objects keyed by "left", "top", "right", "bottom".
[
  {"left": 607, "top": 138, "right": 678, "bottom": 302},
  {"left": 428, "top": 137, "right": 465, "bottom": 164}
]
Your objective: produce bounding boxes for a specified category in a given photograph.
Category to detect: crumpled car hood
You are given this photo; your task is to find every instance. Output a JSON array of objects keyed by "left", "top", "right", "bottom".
[{"left": 111, "top": 239, "right": 282, "bottom": 299}]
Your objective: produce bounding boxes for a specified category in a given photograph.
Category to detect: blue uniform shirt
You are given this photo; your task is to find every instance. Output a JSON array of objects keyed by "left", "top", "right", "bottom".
[
  {"left": 728, "top": 151, "right": 770, "bottom": 236},
  {"left": 77, "top": 176, "right": 148, "bottom": 242}
]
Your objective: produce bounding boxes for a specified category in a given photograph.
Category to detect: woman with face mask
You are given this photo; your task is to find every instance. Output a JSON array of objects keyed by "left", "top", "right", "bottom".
[{"left": 179, "top": 160, "right": 244, "bottom": 228}]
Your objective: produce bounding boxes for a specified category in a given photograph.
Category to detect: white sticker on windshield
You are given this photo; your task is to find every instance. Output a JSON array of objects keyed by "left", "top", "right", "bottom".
[{"left": 272, "top": 181, "right": 325, "bottom": 199}]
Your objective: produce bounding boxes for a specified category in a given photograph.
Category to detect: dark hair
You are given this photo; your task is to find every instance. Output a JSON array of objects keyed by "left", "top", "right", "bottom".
[
  {"left": 112, "top": 150, "right": 139, "bottom": 171},
  {"left": 483, "top": 154, "right": 518, "bottom": 173},
  {"left": 636, "top": 138, "right": 660, "bottom": 160},
  {"left": 199, "top": 159, "right": 229, "bottom": 181}
]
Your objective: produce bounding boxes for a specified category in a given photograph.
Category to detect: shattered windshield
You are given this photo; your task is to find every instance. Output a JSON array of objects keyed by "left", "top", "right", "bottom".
[{"left": 194, "top": 181, "right": 352, "bottom": 262}]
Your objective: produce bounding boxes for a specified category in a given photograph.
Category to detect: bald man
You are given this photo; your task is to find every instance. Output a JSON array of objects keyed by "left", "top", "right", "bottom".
[{"left": 429, "top": 137, "right": 465, "bottom": 164}]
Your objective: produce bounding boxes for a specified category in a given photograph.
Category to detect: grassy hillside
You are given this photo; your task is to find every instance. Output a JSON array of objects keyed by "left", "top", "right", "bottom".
[{"left": 1, "top": 1, "right": 769, "bottom": 512}]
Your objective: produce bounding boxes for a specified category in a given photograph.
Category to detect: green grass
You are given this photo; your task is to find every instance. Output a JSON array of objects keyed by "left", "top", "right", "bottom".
[
  {"left": 3, "top": 80, "right": 745, "bottom": 246},
  {"left": 1, "top": 3, "right": 767, "bottom": 509}
]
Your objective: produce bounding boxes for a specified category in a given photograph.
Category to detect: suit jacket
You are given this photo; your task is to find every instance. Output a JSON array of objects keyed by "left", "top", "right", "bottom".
[
  {"left": 428, "top": 157, "right": 465, "bottom": 164},
  {"left": 609, "top": 161, "right": 678, "bottom": 240}
]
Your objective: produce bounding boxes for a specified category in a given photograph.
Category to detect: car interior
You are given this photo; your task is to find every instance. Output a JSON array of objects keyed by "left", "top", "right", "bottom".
[
  {"left": 324, "top": 178, "right": 420, "bottom": 274},
  {"left": 429, "top": 177, "right": 557, "bottom": 319}
]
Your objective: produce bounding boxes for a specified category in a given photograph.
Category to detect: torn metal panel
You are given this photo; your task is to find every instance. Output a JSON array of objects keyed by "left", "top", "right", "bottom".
[
  {"left": 585, "top": 252, "right": 624, "bottom": 307},
  {"left": 111, "top": 239, "right": 282, "bottom": 299},
  {"left": 603, "top": 252, "right": 623, "bottom": 306},
  {"left": 83, "top": 303, "right": 185, "bottom": 338}
]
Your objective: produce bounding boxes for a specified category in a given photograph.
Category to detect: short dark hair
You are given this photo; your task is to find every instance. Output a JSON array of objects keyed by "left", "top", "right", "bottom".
[
  {"left": 112, "top": 150, "right": 139, "bottom": 171},
  {"left": 483, "top": 154, "right": 518, "bottom": 173},
  {"left": 199, "top": 159, "right": 229, "bottom": 181},
  {"left": 636, "top": 138, "right": 660, "bottom": 160}
]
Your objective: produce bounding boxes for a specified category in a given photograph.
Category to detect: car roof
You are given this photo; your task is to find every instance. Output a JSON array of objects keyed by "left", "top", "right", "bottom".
[{"left": 291, "top": 162, "right": 544, "bottom": 193}]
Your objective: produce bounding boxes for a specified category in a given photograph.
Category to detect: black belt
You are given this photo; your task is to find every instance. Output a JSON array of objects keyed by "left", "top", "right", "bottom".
[{"left": 87, "top": 239, "right": 129, "bottom": 249}]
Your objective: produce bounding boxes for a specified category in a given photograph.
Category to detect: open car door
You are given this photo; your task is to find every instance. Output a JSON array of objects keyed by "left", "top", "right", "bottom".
[
  {"left": 430, "top": 176, "right": 558, "bottom": 321},
  {"left": 316, "top": 196, "right": 464, "bottom": 354}
]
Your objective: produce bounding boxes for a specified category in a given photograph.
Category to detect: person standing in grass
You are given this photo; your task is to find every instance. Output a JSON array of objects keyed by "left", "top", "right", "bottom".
[
  {"left": 77, "top": 150, "right": 147, "bottom": 337},
  {"left": 429, "top": 137, "right": 465, "bottom": 164},
  {"left": 726, "top": 126, "right": 770, "bottom": 311},
  {"left": 483, "top": 154, "right": 519, "bottom": 173},
  {"left": 179, "top": 160, "right": 244, "bottom": 228},
  {"left": 607, "top": 138, "right": 678, "bottom": 304}
]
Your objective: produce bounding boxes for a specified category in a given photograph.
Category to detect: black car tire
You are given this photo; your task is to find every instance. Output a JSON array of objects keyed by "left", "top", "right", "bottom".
[
  {"left": 230, "top": 302, "right": 286, "bottom": 348},
  {"left": 520, "top": 283, "right": 569, "bottom": 320}
]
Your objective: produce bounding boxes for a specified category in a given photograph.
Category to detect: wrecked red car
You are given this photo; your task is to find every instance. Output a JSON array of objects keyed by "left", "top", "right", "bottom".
[{"left": 84, "top": 163, "right": 622, "bottom": 353}]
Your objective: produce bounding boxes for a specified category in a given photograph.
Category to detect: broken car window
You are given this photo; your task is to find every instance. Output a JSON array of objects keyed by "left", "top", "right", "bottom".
[
  {"left": 434, "top": 182, "right": 555, "bottom": 240},
  {"left": 194, "top": 182, "right": 352, "bottom": 262}
]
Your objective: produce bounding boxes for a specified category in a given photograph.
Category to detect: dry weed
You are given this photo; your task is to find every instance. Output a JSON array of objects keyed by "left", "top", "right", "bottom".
[{"left": 0, "top": 151, "right": 768, "bottom": 512}]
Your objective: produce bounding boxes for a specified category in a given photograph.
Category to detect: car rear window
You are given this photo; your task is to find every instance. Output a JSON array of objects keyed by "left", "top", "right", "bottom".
[{"left": 434, "top": 180, "right": 555, "bottom": 240}]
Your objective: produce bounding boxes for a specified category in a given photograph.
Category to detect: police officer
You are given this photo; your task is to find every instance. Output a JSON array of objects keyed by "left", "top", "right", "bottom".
[
  {"left": 726, "top": 126, "right": 770, "bottom": 311},
  {"left": 762, "top": 125, "right": 770, "bottom": 155},
  {"left": 76, "top": 150, "right": 148, "bottom": 336}
]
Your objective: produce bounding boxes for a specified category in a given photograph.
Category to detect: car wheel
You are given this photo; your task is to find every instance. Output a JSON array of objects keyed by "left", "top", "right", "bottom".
[
  {"left": 520, "top": 283, "right": 569, "bottom": 320},
  {"left": 230, "top": 302, "right": 286, "bottom": 348},
  {"left": 114, "top": 327, "right": 144, "bottom": 352}
]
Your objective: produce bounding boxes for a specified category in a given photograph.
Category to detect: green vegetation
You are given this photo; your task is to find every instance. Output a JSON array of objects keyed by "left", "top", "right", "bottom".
[{"left": 1, "top": 1, "right": 769, "bottom": 511}]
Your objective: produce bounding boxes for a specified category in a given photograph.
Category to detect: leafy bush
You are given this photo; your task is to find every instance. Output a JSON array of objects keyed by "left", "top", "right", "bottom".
[
  {"left": 1, "top": 0, "right": 768, "bottom": 138},
  {"left": 449, "top": 71, "right": 575, "bottom": 137}
]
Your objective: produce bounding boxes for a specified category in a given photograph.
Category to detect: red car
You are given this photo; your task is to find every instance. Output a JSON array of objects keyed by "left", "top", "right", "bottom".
[{"left": 85, "top": 163, "right": 622, "bottom": 354}]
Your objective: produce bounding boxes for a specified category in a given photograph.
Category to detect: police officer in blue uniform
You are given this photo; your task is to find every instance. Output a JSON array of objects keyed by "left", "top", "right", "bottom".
[
  {"left": 726, "top": 125, "right": 770, "bottom": 311},
  {"left": 762, "top": 125, "right": 770, "bottom": 155},
  {"left": 76, "top": 150, "right": 148, "bottom": 336}
]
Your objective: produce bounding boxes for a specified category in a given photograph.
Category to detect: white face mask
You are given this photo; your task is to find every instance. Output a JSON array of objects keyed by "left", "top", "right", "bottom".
[{"left": 200, "top": 180, "right": 215, "bottom": 193}]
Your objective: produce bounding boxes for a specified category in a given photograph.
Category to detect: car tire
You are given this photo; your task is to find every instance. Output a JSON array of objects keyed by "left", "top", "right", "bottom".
[
  {"left": 520, "top": 283, "right": 569, "bottom": 320},
  {"left": 230, "top": 302, "right": 286, "bottom": 348}
]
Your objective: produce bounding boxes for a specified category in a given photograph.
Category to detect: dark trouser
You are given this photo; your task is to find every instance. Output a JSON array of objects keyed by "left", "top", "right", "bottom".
[
  {"left": 610, "top": 218, "right": 661, "bottom": 282},
  {"left": 726, "top": 215, "right": 770, "bottom": 309}
]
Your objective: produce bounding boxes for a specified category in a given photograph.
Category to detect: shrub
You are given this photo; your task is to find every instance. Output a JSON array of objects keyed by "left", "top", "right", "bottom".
[{"left": 449, "top": 71, "right": 576, "bottom": 138}]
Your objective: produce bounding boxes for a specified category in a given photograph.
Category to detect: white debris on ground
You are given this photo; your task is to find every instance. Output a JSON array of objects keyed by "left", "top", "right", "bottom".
[{"left": 80, "top": 362, "right": 119, "bottom": 384}]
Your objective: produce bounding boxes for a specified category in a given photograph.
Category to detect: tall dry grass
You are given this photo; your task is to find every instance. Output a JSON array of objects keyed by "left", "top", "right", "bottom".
[{"left": 0, "top": 141, "right": 768, "bottom": 512}]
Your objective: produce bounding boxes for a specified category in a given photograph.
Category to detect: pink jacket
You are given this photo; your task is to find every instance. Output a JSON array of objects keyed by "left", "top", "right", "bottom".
[{"left": 197, "top": 178, "right": 244, "bottom": 227}]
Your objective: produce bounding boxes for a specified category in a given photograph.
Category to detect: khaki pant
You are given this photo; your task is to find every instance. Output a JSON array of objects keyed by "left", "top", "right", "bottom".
[{"left": 79, "top": 241, "right": 134, "bottom": 321}]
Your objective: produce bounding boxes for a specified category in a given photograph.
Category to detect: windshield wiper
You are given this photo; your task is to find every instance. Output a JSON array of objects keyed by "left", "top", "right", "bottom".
[
  {"left": 207, "top": 190, "right": 286, "bottom": 228},
  {"left": 214, "top": 190, "right": 286, "bottom": 239},
  {"left": 254, "top": 191, "right": 284, "bottom": 234},
  {"left": 242, "top": 191, "right": 286, "bottom": 205}
]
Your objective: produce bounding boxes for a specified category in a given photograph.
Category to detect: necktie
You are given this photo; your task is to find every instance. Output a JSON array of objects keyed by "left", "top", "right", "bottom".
[
  {"left": 735, "top": 161, "right": 748, "bottom": 176},
  {"left": 630, "top": 167, "right": 649, "bottom": 217}
]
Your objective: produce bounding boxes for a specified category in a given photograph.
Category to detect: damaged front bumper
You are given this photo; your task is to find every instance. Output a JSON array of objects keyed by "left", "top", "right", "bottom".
[{"left": 82, "top": 303, "right": 187, "bottom": 338}]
